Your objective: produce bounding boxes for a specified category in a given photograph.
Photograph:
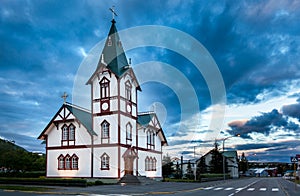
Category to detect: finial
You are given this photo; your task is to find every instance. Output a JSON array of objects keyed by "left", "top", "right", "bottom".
[
  {"left": 109, "top": 6, "right": 117, "bottom": 21},
  {"left": 61, "top": 92, "right": 68, "bottom": 104}
]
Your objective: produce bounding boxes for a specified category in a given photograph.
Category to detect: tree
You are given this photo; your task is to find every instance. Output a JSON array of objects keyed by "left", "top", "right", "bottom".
[
  {"left": 185, "top": 160, "right": 194, "bottom": 179},
  {"left": 162, "top": 154, "right": 173, "bottom": 178},
  {"left": 175, "top": 162, "right": 181, "bottom": 179},
  {"left": 238, "top": 152, "right": 248, "bottom": 174},
  {"left": 196, "top": 156, "right": 207, "bottom": 180},
  {"left": 209, "top": 143, "right": 226, "bottom": 173}
]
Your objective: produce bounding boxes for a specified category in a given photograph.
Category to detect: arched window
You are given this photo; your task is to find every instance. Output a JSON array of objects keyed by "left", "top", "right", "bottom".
[
  {"left": 145, "top": 156, "right": 150, "bottom": 171},
  {"left": 100, "top": 77, "right": 110, "bottom": 99},
  {"left": 126, "top": 122, "right": 132, "bottom": 145},
  {"left": 153, "top": 158, "right": 157, "bottom": 171},
  {"left": 62, "top": 125, "right": 68, "bottom": 141},
  {"left": 58, "top": 154, "right": 64, "bottom": 170},
  {"left": 152, "top": 132, "right": 155, "bottom": 149},
  {"left": 71, "top": 154, "right": 79, "bottom": 170},
  {"left": 101, "top": 153, "right": 110, "bottom": 170},
  {"left": 147, "top": 130, "right": 151, "bottom": 149},
  {"left": 65, "top": 154, "right": 71, "bottom": 169},
  {"left": 149, "top": 157, "right": 153, "bottom": 171},
  {"left": 125, "top": 80, "right": 132, "bottom": 101},
  {"left": 101, "top": 120, "right": 110, "bottom": 139},
  {"left": 146, "top": 130, "right": 155, "bottom": 150},
  {"left": 69, "top": 124, "right": 75, "bottom": 141}
]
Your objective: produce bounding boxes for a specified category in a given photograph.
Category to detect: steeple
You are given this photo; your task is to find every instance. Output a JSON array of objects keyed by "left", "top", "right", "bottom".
[{"left": 98, "top": 19, "right": 130, "bottom": 77}]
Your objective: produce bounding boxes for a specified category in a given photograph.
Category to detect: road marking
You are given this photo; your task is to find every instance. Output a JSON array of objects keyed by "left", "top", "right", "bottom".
[
  {"left": 214, "top": 187, "right": 223, "bottom": 190},
  {"left": 225, "top": 187, "right": 234, "bottom": 190},
  {"left": 259, "top": 188, "right": 267, "bottom": 191},
  {"left": 235, "top": 188, "right": 244, "bottom": 191},
  {"left": 247, "top": 188, "right": 255, "bottom": 191},
  {"left": 204, "top": 187, "right": 214, "bottom": 190},
  {"left": 272, "top": 188, "right": 279, "bottom": 192}
]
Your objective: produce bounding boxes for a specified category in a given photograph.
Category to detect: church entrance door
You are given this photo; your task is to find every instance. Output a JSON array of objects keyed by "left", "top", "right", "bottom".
[{"left": 122, "top": 147, "right": 138, "bottom": 175}]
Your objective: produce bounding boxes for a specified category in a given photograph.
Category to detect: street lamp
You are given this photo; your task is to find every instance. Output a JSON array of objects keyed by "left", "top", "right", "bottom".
[{"left": 219, "top": 134, "right": 240, "bottom": 180}]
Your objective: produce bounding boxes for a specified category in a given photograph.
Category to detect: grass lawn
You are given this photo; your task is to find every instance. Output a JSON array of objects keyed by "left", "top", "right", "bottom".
[{"left": 0, "top": 185, "right": 53, "bottom": 192}]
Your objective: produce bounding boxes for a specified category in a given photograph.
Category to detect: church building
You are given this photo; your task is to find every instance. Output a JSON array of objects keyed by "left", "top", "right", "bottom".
[{"left": 38, "top": 18, "right": 168, "bottom": 179}]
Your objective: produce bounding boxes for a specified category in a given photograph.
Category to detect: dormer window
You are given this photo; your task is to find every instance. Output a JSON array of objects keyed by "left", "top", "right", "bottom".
[{"left": 107, "top": 36, "right": 112, "bottom": 46}]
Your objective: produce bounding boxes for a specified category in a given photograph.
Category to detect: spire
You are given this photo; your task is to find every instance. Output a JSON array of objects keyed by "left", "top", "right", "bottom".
[{"left": 98, "top": 17, "right": 130, "bottom": 77}]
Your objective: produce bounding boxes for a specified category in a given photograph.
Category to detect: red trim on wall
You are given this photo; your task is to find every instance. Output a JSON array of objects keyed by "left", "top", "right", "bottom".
[{"left": 117, "top": 79, "right": 121, "bottom": 178}]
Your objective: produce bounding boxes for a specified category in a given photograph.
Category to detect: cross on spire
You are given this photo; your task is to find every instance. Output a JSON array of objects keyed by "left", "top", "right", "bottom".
[
  {"left": 109, "top": 6, "right": 117, "bottom": 20},
  {"left": 61, "top": 92, "right": 68, "bottom": 104}
]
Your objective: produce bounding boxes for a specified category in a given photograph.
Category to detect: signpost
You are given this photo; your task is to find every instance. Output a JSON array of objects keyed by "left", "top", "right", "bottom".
[{"left": 291, "top": 155, "right": 300, "bottom": 190}]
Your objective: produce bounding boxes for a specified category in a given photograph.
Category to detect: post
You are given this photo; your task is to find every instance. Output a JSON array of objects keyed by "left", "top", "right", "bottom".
[
  {"left": 223, "top": 139, "right": 226, "bottom": 180},
  {"left": 181, "top": 156, "right": 183, "bottom": 179}
]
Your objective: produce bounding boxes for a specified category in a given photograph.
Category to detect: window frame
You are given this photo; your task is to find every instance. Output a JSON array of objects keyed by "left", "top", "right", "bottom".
[
  {"left": 100, "top": 77, "right": 110, "bottom": 99},
  {"left": 101, "top": 120, "right": 110, "bottom": 139},
  {"left": 126, "top": 122, "right": 132, "bottom": 145},
  {"left": 101, "top": 153, "right": 110, "bottom": 170},
  {"left": 125, "top": 80, "right": 132, "bottom": 101}
]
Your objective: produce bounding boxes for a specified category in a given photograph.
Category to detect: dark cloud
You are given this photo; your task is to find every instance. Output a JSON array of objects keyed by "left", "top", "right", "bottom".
[
  {"left": 282, "top": 101, "right": 300, "bottom": 121},
  {"left": 228, "top": 109, "right": 299, "bottom": 138}
]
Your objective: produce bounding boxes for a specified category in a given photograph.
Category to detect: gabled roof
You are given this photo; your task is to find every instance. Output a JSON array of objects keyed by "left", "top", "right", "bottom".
[
  {"left": 137, "top": 112, "right": 168, "bottom": 146},
  {"left": 38, "top": 103, "right": 96, "bottom": 140},
  {"left": 137, "top": 113, "right": 155, "bottom": 127},
  {"left": 65, "top": 104, "right": 96, "bottom": 136}
]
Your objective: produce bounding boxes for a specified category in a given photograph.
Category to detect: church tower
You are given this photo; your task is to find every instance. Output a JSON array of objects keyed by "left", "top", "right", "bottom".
[{"left": 87, "top": 19, "right": 141, "bottom": 178}]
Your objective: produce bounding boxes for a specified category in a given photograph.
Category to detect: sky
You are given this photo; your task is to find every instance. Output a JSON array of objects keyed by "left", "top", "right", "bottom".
[{"left": 1, "top": 0, "right": 300, "bottom": 163}]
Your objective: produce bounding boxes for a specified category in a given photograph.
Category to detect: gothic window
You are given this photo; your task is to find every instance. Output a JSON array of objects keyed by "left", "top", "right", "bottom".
[
  {"left": 153, "top": 158, "right": 157, "bottom": 171},
  {"left": 58, "top": 154, "right": 64, "bottom": 170},
  {"left": 69, "top": 124, "right": 75, "bottom": 141},
  {"left": 152, "top": 132, "right": 155, "bottom": 149},
  {"left": 101, "top": 120, "right": 110, "bottom": 139},
  {"left": 62, "top": 125, "right": 68, "bottom": 141},
  {"left": 125, "top": 80, "right": 132, "bottom": 101},
  {"left": 145, "top": 156, "right": 150, "bottom": 171},
  {"left": 65, "top": 154, "right": 71, "bottom": 169},
  {"left": 146, "top": 130, "right": 155, "bottom": 150},
  {"left": 126, "top": 122, "right": 132, "bottom": 145},
  {"left": 145, "top": 157, "right": 157, "bottom": 171},
  {"left": 100, "top": 77, "right": 110, "bottom": 99},
  {"left": 101, "top": 153, "right": 110, "bottom": 170},
  {"left": 61, "top": 124, "right": 76, "bottom": 145},
  {"left": 107, "top": 36, "right": 112, "bottom": 46},
  {"left": 71, "top": 154, "right": 79, "bottom": 170},
  {"left": 57, "top": 154, "right": 79, "bottom": 170}
]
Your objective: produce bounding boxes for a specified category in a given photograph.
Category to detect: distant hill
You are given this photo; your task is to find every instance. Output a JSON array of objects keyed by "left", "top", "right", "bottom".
[{"left": 0, "top": 138, "right": 27, "bottom": 153}]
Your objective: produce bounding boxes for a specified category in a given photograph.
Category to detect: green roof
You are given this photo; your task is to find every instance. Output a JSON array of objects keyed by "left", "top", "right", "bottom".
[
  {"left": 65, "top": 104, "right": 97, "bottom": 136},
  {"left": 137, "top": 113, "right": 155, "bottom": 126},
  {"left": 98, "top": 19, "right": 129, "bottom": 77}
]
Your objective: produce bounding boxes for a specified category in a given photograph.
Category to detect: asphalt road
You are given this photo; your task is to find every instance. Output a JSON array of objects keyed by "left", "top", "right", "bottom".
[{"left": 0, "top": 177, "right": 299, "bottom": 196}]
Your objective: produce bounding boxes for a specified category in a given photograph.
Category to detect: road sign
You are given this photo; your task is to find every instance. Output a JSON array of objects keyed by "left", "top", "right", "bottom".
[{"left": 291, "top": 157, "right": 298, "bottom": 162}]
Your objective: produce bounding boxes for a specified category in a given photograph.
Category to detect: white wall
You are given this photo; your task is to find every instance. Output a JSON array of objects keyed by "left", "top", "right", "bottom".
[{"left": 47, "top": 148, "right": 91, "bottom": 178}]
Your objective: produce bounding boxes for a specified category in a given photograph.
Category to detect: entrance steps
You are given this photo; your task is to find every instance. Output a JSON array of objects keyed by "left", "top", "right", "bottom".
[{"left": 118, "top": 174, "right": 161, "bottom": 185}]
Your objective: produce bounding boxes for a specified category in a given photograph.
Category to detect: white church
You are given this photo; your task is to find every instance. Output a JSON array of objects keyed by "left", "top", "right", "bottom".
[{"left": 38, "top": 18, "right": 168, "bottom": 179}]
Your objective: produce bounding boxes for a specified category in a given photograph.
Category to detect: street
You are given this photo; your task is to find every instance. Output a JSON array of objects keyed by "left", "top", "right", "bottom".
[{"left": 0, "top": 178, "right": 299, "bottom": 196}]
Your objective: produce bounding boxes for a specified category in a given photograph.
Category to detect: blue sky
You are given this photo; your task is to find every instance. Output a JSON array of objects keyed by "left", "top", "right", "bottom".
[{"left": 1, "top": 0, "right": 300, "bottom": 162}]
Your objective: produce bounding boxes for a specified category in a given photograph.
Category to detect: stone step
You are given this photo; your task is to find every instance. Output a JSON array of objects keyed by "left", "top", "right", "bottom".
[{"left": 118, "top": 174, "right": 140, "bottom": 185}]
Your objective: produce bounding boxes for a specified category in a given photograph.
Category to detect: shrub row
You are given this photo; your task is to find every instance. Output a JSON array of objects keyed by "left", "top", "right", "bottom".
[
  {"left": 0, "top": 177, "right": 87, "bottom": 187},
  {"left": 0, "top": 171, "right": 46, "bottom": 178}
]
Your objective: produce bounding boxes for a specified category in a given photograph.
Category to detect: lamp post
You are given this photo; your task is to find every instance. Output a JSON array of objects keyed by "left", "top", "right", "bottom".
[{"left": 219, "top": 134, "right": 240, "bottom": 180}]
